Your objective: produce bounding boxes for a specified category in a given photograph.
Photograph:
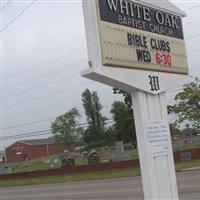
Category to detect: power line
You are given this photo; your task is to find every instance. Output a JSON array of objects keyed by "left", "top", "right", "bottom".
[
  {"left": 1, "top": 118, "right": 115, "bottom": 141},
  {"left": 2, "top": 129, "right": 52, "bottom": 140},
  {"left": 0, "top": 0, "right": 12, "bottom": 12},
  {"left": 2, "top": 131, "right": 52, "bottom": 141},
  {"left": 0, "top": 0, "right": 36, "bottom": 32},
  {"left": 2, "top": 54, "right": 195, "bottom": 99},
  {"left": 2, "top": 104, "right": 113, "bottom": 130},
  {"left": 2, "top": 48, "right": 86, "bottom": 80},
  {"left": 3, "top": 110, "right": 84, "bottom": 131},
  {"left": 167, "top": 78, "right": 199, "bottom": 94},
  {"left": 2, "top": 59, "right": 195, "bottom": 102},
  {"left": 3, "top": 108, "right": 84, "bottom": 131},
  {"left": 3, "top": 73, "right": 79, "bottom": 100},
  {"left": 2, "top": 117, "right": 56, "bottom": 130},
  {"left": 4, "top": 81, "right": 93, "bottom": 109},
  {"left": 2, "top": 123, "right": 115, "bottom": 142},
  {"left": 3, "top": 59, "right": 87, "bottom": 90}
]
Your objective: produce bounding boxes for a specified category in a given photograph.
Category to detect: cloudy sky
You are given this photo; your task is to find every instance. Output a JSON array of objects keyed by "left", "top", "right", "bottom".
[{"left": 1, "top": 0, "right": 200, "bottom": 150}]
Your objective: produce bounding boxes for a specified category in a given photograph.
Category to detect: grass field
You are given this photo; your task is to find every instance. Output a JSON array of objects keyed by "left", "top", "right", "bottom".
[
  {"left": 0, "top": 168, "right": 140, "bottom": 187},
  {"left": 12, "top": 144, "right": 200, "bottom": 173},
  {"left": 175, "top": 144, "right": 200, "bottom": 151},
  {"left": 1, "top": 159, "right": 199, "bottom": 187},
  {"left": 175, "top": 159, "right": 200, "bottom": 171}
]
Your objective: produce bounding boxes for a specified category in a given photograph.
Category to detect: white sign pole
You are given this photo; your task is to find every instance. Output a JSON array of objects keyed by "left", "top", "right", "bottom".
[
  {"left": 131, "top": 91, "right": 178, "bottom": 199},
  {"left": 82, "top": 67, "right": 194, "bottom": 200},
  {"left": 81, "top": 1, "right": 193, "bottom": 199}
]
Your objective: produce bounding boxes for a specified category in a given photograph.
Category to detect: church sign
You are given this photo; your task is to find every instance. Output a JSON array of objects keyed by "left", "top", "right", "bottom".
[{"left": 96, "top": 0, "right": 188, "bottom": 74}]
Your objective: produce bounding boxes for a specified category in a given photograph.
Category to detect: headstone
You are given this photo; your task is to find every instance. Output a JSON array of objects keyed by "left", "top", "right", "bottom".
[
  {"left": 61, "top": 156, "right": 75, "bottom": 167},
  {"left": 0, "top": 164, "right": 10, "bottom": 174},
  {"left": 180, "top": 152, "right": 191, "bottom": 161},
  {"left": 115, "top": 141, "right": 130, "bottom": 161},
  {"left": 88, "top": 150, "right": 99, "bottom": 165}
]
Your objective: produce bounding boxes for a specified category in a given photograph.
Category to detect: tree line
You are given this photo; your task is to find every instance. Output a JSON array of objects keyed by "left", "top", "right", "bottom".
[{"left": 51, "top": 78, "right": 200, "bottom": 148}]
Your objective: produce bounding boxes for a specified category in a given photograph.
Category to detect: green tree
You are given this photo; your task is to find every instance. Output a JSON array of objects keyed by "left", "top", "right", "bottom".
[
  {"left": 111, "top": 101, "right": 136, "bottom": 146},
  {"left": 82, "top": 89, "right": 106, "bottom": 146},
  {"left": 51, "top": 108, "right": 82, "bottom": 145},
  {"left": 169, "top": 123, "right": 181, "bottom": 136},
  {"left": 113, "top": 88, "right": 137, "bottom": 145},
  {"left": 113, "top": 88, "right": 132, "bottom": 108},
  {"left": 169, "top": 79, "right": 200, "bottom": 132}
]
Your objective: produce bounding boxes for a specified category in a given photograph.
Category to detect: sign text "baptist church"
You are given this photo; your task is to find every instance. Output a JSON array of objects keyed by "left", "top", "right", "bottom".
[{"left": 99, "top": 0, "right": 184, "bottom": 39}]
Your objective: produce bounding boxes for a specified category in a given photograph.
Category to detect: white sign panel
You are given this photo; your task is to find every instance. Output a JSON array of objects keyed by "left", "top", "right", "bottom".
[
  {"left": 82, "top": 0, "right": 193, "bottom": 95},
  {"left": 95, "top": 0, "right": 188, "bottom": 74},
  {"left": 85, "top": 0, "right": 188, "bottom": 74},
  {"left": 147, "top": 121, "right": 170, "bottom": 157}
]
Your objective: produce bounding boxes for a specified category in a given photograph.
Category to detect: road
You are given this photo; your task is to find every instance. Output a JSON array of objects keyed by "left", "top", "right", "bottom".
[{"left": 1, "top": 171, "right": 200, "bottom": 200}]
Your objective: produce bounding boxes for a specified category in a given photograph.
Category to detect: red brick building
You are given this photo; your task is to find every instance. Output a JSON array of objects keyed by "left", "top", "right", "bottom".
[{"left": 6, "top": 138, "right": 74, "bottom": 163}]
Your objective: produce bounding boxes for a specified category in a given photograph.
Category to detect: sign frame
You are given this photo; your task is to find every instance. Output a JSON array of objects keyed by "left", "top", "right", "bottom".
[
  {"left": 81, "top": 1, "right": 193, "bottom": 199},
  {"left": 84, "top": 0, "right": 189, "bottom": 76},
  {"left": 82, "top": 0, "right": 193, "bottom": 95}
]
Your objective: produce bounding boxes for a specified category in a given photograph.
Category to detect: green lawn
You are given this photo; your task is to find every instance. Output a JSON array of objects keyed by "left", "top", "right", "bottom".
[
  {"left": 126, "top": 144, "right": 200, "bottom": 160},
  {"left": 127, "top": 149, "right": 139, "bottom": 159},
  {"left": 0, "top": 168, "right": 140, "bottom": 187},
  {"left": 13, "top": 161, "right": 61, "bottom": 173},
  {"left": 11, "top": 144, "right": 200, "bottom": 173},
  {"left": 175, "top": 159, "right": 200, "bottom": 171},
  {"left": 176, "top": 144, "right": 200, "bottom": 151},
  {"left": 12, "top": 148, "right": 114, "bottom": 173},
  {"left": 1, "top": 159, "right": 200, "bottom": 187}
]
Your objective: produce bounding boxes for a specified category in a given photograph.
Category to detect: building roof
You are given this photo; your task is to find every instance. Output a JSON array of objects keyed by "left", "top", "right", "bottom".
[
  {"left": 137, "top": 0, "right": 186, "bottom": 17},
  {"left": 19, "top": 138, "right": 55, "bottom": 146}
]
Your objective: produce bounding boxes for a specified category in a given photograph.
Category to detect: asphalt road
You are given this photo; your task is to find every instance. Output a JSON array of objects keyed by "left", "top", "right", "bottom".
[{"left": 1, "top": 171, "right": 200, "bottom": 200}]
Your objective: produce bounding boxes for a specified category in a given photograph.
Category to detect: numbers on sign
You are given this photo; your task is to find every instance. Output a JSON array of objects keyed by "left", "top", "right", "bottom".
[
  {"left": 155, "top": 53, "right": 161, "bottom": 64},
  {"left": 155, "top": 53, "right": 172, "bottom": 66},
  {"left": 167, "top": 55, "right": 172, "bottom": 65},
  {"left": 148, "top": 76, "right": 160, "bottom": 92}
]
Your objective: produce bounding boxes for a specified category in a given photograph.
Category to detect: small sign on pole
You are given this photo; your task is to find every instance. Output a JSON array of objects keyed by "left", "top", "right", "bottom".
[{"left": 147, "top": 121, "right": 170, "bottom": 157}]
